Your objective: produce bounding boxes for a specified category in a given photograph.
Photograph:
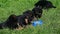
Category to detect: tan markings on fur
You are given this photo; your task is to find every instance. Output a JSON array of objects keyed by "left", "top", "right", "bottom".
[
  {"left": 16, "top": 25, "right": 24, "bottom": 30},
  {"left": 17, "top": 23, "right": 20, "bottom": 27},
  {"left": 33, "top": 16, "right": 37, "bottom": 20},
  {"left": 15, "top": 23, "right": 24, "bottom": 30},
  {"left": 25, "top": 19, "right": 28, "bottom": 24}
]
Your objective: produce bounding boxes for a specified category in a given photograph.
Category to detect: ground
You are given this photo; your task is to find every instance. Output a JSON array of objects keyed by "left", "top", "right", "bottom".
[{"left": 0, "top": 0, "right": 60, "bottom": 34}]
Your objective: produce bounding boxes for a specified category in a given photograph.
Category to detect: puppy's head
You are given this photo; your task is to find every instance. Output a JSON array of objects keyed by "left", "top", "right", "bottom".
[{"left": 32, "top": 7, "right": 43, "bottom": 18}]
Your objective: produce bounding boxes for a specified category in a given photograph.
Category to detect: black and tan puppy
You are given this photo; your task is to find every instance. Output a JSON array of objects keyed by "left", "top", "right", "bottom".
[{"left": 34, "top": 0, "right": 56, "bottom": 9}]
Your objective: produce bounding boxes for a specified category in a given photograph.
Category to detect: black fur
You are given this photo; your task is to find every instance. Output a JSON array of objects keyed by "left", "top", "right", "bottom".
[
  {"left": 20, "top": 7, "right": 43, "bottom": 26},
  {"left": 5, "top": 14, "right": 19, "bottom": 29},
  {"left": 17, "top": 10, "right": 33, "bottom": 27},
  {"left": 32, "top": 7, "right": 43, "bottom": 18},
  {"left": 17, "top": 15, "right": 28, "bottom": 27},
  {"left": 0, "top": 14, "right": 19, "bottom": 29},
  {"left": 23, "top": 10, "right": 34, "bottom": 25},
  {"left": 0, "top": 23, "right": 6, "bottom": 29},
  {"left": 35, "top": 0, "right": 56, "bottom": 9}
]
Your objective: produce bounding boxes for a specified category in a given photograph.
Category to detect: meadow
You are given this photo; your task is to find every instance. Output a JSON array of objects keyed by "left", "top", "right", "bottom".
[{"left": 0, "top": 0, "right": 60, "bottom": 34}]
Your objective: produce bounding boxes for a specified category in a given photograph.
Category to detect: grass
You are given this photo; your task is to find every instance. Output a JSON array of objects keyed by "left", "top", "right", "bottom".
[{"left": 0, "top": 0, "right": 60, "bottom": 34}]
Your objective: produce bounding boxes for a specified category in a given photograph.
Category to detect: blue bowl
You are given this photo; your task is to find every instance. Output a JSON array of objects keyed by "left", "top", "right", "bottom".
[{"left": 32, "top": 20, "right": 43, "bottom": 26}]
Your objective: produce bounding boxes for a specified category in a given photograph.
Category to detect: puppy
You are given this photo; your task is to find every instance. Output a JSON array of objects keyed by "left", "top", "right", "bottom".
[{"left": 34, "top": 0, "right": 56, "bottom": 9}]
